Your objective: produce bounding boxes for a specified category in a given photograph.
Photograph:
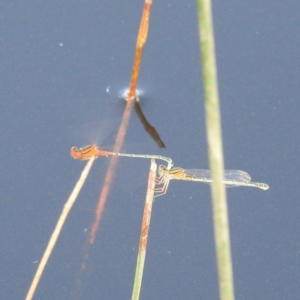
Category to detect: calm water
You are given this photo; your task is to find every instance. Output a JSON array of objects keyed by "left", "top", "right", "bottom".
[{"left": 1, "top": 1, "right": 299, "bottom": 299}]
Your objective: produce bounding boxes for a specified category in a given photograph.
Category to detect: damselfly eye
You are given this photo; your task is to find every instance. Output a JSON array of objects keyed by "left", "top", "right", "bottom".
[{"left": 158, "top": 165, "right": 165, "bottom": 173}]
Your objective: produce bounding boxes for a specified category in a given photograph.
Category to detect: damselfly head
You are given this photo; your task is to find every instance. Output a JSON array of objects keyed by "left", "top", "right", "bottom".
[
  {"left": 158, "top": 165, "right": 167, "bottom": 175},
  {"left": 70, "top": 146, "right": 82, "bottom": 160}
]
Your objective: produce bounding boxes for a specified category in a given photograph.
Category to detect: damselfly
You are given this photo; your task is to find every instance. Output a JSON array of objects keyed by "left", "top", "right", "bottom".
[
  {"left": 70, "top": 144, "right": 173, "bottom": 170},
  {"left": 155, "top": 165, "right": 269, "bottom": 197}
]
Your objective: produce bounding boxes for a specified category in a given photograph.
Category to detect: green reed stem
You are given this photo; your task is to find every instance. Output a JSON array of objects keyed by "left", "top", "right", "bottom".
[
  {"left": 131, "top": 159, "right": 157, "bottom": 300},
  {"left": 196, "top": 1, "right": 235, "bottom": 300}
]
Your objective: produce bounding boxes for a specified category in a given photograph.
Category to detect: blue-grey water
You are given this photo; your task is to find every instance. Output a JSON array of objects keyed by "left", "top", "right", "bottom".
[{"left": 0, "top": 1, "right": 299, "bottom": 299}]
